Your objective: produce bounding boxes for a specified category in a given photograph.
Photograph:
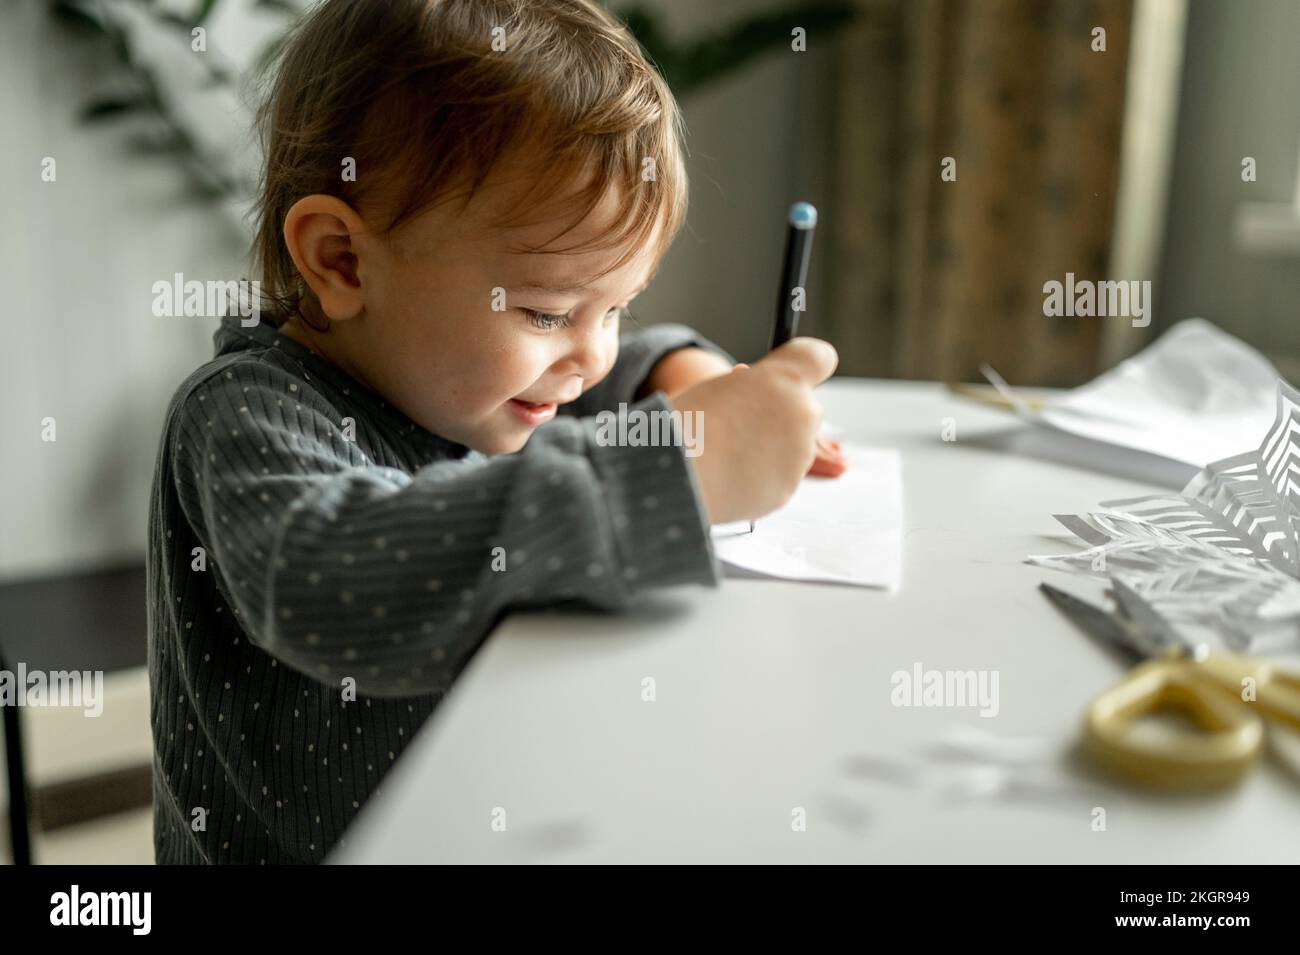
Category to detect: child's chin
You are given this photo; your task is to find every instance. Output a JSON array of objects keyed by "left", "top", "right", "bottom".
[{"left": 471, "top": 430, "right": 532, "bottom": 456}]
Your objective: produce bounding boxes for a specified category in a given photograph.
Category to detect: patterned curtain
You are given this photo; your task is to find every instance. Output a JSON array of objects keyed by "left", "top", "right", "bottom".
[{"left": 828, "top": 0, "right": 1134, "bottom": 386}]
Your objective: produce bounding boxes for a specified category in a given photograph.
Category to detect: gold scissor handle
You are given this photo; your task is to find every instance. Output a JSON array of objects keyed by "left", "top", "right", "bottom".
[
  {"left": 1084, "top": 658, "right": 1265, "bottom": 788},
  {"left": 1192, "top": 654, "right": 1300, "bottom": 732}
]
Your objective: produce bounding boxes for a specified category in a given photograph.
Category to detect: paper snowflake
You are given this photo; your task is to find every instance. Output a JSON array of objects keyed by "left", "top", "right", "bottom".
[{"left": 1028, "top": 380, "right": 1300, "bottom": 652}]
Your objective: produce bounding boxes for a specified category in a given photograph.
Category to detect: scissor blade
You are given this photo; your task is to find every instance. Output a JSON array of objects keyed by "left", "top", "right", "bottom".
[
  {"left": 1109, "top": 577, "right": 1190, "bottom": 655},
  {"left": 1038, "top": 582, "right": 1149, "bottom": 663}
]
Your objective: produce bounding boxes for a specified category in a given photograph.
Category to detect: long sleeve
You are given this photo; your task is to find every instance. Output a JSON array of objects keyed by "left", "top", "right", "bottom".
[
  {"left": 560, "top": 321, "right": 735, "bottom": 419},
  {"left": 170, "top": 360, "right": 721, "bottom": 700}
]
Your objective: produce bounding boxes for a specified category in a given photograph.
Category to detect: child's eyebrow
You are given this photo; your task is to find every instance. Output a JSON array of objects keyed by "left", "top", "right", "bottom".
[
  {"left": 509, "top": 280, "right": 650, "bottom": 297},
  {"left": 508, "top": 281, "right": 594, "bottom": 294}
]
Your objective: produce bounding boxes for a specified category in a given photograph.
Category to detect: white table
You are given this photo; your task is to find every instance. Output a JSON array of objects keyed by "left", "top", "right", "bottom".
[{"left": 335, "top": 379, "right": 1300, "bottom": 863}]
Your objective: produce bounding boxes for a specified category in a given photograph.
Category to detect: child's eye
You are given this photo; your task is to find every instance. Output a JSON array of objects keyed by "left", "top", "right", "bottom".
[
  {"left": 522, "top": 307, "right": 623, "bottom": 331},
  {"left": 523, "top": 309, "right": 571, "bottom": 331}
]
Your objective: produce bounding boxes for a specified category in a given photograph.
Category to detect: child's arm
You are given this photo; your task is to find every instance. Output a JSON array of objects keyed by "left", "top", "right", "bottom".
[
  {"left": 558, "top": 322, "right": 734, "bottom": 418},
  {"left": 637, "top": 345, "right": 735, "bottom": 400},
  {"left": 171, "top": 361, "right": 720, "bottom": 699}
]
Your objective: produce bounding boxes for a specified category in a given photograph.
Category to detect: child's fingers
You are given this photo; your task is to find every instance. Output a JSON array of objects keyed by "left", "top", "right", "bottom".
[
  {"left": 808, "top": 435, "right": 848, "bottom": 477},
  {"left": 731, "top": 374, "right": 842, "bottom": 475},
  {"left": 815, "top": 434, "right": 845, "bottom": 457},
  {"left": 808, "top": 452, "right": 848, "bottom": 478}
]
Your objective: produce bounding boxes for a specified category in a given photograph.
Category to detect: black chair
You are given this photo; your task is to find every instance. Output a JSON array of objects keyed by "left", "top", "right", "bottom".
[{"left": 0, "top": 561, "right": 148, "bottom": 864}]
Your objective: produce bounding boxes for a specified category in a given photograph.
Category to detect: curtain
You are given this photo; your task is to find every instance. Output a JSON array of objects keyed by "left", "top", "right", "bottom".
[{"left": 829, "top": 0, "right": 1134, "bottom": 386}]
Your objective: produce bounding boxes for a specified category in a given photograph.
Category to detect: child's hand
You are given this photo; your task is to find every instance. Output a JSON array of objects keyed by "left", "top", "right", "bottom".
[
  {"left": 809, "top": 434, "right": 848, "bottom": 477},
  {"left": 729, "top": 362, "right": 847, "bottom": 480},
  {"left": 648, "top": 350, "right": 847, "bottom": 479},
  {"left": 668, "top": 338, "right": 839, "bottom": 524}
]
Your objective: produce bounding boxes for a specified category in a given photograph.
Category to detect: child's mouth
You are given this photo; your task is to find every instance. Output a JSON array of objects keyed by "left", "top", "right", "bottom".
[{"left": 507, "top": 398, "right": 558, "bottom": 425}]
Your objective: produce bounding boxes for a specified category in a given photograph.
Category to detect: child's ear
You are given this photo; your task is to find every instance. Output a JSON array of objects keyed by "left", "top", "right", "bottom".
[{"left": 283, "top": 195, "right": 368, "bottom": 321}]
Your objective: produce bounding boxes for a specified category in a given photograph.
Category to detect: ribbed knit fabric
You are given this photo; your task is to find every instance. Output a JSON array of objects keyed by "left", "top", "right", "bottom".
[{"left": 147, "top": 314, "right": 733, "bottom": 863}]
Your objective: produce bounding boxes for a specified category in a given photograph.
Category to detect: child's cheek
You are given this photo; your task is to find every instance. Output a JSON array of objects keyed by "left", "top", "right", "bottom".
[
  {"left": 478, "top": 337, "right": 545, "bottom": 407},
  {"left": 589, "top": 328, "right": 620, "bottom": 393}
]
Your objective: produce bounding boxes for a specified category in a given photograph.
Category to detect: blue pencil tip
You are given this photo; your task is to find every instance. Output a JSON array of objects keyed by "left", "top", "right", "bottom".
[{"left": 789, "top": 202, "right": 818, "bottom": 229}]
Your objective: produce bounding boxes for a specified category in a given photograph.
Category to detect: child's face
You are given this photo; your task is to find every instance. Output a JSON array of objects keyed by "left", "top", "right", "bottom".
[{"left": 287, "top": 176, "right": 659, "bottom": 456}]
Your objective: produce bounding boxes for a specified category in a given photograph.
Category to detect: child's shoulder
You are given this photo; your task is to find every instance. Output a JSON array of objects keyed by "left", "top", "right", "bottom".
[{"left": 162, "top": 319, "right": 335, "bottom": 445}]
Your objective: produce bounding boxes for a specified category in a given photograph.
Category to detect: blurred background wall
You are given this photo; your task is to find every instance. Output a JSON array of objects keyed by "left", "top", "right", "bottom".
[
  {"left": 2, "top": 1, "right": 247, "bottom": 578},
  {"left": 1, "top": 0, "right": 839, "bottom": 579},
  {"left": 4, "top": 0, "right": 1299, "bottom": 864},
  {"left": 2, "top": 0, "right": 1298, "bottom": 583},
  {"left": 1154, "top": 0, "right": 1300, "bottom": 369}
]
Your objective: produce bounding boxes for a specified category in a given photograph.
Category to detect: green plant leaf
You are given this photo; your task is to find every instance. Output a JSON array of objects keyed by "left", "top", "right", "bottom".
[
  {"left": 50, "top": 0, "right": 105, "bottom": 35},
  {"left": 200, "top": 65, "right": 234, "bottom": 88},
  {"left": 194, "top": 0, "right": 222, "bottom": 27},
  {"left": 154, "top": 11, "right": 195, "bottom": 33},
  {"left": 253, "top": 32, "right": 289, "bottom": 73},
  {"left": 619, "top": 2, "right": 857, "bottom": 96},
  {"left": 125, "top": 129, "right": 190, "bottom": 154},
  {"left": 79, "top": 95, "right": 151, "bottom": 122},
  {"left": 152, "top": 0, "right": 222, "bottom": 30}
]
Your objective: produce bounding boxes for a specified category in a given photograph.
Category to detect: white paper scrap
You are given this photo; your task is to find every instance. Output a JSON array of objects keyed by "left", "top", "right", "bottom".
[{"left": 987, "top": 318, "right": 1279, "bottom": 468}]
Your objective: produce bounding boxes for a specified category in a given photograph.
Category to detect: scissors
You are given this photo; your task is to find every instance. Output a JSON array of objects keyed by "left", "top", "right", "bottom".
[{"left": 1040, "top": 578, "right": 1300, "bottom": 788}]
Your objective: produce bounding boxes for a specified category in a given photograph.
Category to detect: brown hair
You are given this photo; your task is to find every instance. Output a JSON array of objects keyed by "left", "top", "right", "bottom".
[{"left": 251, "top": 0, "right": 689, "bottom": 324}]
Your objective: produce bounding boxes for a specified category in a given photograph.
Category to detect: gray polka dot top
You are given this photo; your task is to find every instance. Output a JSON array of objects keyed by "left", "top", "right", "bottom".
[{"left": 146, "top": 314, "right": 731, "bottom": 863}]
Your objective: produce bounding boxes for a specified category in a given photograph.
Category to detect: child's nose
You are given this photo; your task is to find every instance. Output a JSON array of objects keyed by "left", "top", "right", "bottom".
[{"left": 560, "top": 325, "right": 611, "bottom": 380}]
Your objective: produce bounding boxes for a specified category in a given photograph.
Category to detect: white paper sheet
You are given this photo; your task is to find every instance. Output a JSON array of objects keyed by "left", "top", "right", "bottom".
[
  {"left": 709, "top": 445, "right": 902, "bottom": 589},
  {"left": 986, "top": 319, "right": 1279, "bottom": 468}
]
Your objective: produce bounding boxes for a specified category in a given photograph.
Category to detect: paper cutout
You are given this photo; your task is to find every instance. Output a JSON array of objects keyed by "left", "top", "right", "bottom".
[{"left": 1028, "top": 380, "right": 1300, "bottom": 651}]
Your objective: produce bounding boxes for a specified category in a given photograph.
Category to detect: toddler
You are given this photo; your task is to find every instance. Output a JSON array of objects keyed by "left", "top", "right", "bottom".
[{"left": 147, "top": 0, "right": 841, "bottom": 863}]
